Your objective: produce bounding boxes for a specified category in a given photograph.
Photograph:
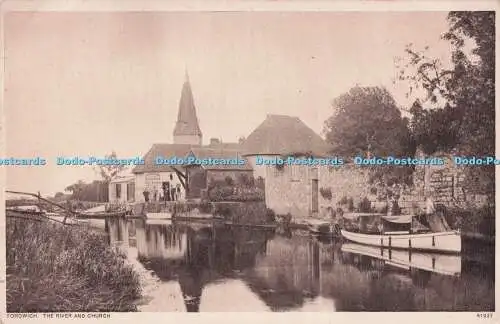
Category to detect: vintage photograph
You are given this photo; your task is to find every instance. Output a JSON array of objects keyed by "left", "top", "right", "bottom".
[{"left": 3, "top": 8, "right": 495, "bottom": 313}]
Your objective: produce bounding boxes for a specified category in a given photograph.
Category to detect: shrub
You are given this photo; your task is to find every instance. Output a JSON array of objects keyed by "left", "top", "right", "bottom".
[
  {"left": 358, "top": 197, "right": 372, "bottom": 213},
  {"left": 208, "top": 184, "right": 264, "bottom": 202},
  {"left": 391, "top": 200, "right": 401, "bottom": 215},
  {"left": 256, "top": 177, "right": 265, "bottom": 190},
  {"left": 338, "top": 196, "right": 349, "bottom": 205},
  {"left": 6, "top": 218, "right": 141, "bottom": 312},
  {"left": 238, "top": 173, "right": 255, "bottom": 187},
  {"left": 224, "top": 176, "right": 234, "bottom": 186},
  {"left": 320, "top": 187, "right": 333, "bottom": 200},
  {"left": 266, "top": 208, "right": 276, "bottom": 223},
  {"left": 347, "top": 197, "right": 355, "bottom": 212}
]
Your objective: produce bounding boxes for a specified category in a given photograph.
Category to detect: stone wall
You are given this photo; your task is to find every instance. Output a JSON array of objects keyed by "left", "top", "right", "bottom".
[
  {"left": 264, "top": 163, "right": 369, "bottom": 220},
  {"left": 258, "top": 151, "right": 489, "bottom": 220},
  {"left": 318, "top": 165, "right": 371, "bottom": 209},
  {"left": 399, "top": 152, "right": 489, "bottom": 214},
  {"left": 264, "top": 164, "right": 311, "bottom": 218}
]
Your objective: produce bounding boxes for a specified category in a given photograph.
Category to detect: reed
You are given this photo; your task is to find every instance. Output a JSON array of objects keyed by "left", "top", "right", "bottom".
[{"left": 6, "top": 217, "right": 141, "bottom": 312}]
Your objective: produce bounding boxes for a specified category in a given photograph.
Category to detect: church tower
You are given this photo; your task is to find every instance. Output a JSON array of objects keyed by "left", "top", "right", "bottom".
[{"left": 173, "top": 71, "right": 203, "bottom": 145}]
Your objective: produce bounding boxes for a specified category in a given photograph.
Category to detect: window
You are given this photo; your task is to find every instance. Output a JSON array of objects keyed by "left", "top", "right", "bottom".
[
  {"left": 290, "top": 165, "right": 301, "bottom": 182},
  {"left": 115, "top": 183, "right": 121, "bottom": 199},
  {"left": 127, "top": 182, "right": 135, "bottom": 201},
  {"left": 145, "top": 173, "right": 161, "bottom": 190}
]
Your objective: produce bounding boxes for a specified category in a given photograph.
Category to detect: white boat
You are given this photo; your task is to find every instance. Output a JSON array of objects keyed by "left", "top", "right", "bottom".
[
  {"left": 145, "top": 219, "right": 173, "bottom": 225},
  {"left": 146, "top": 212, "right": 173, "bottom": 220},
  {"left": 341, "top": 243, "right": 462, "bottom": 276},
  {"left": 341, "top": 229, "right": 461, "bottom": 253}
]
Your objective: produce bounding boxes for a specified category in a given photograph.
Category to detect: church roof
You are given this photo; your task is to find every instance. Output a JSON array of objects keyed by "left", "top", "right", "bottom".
[
  {"left": 241, "top": 114, "right": 331, "bottom": 157},
  {"left": 187, "top": 147, "right": 253, "bottom": 171},
  {"left": 132, "top": 144, "right": 196, "bottom": 173},
  {"left": 173, "top": 73, "right": 202, "bottom": 137},
  {"left": 132, "top": 144, "right": 252, "bottom": 173}
]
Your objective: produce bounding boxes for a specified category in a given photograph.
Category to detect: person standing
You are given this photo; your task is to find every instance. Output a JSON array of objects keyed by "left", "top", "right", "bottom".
[
  {"left": 171, "top": 184, "right": 176, "bottom": 201},
  {"left": 165, "top": 182, "right": 171, "bottom": 202},
  {"left": 153, "top": 186, "right": 158, "bottom": 202},
  {"left": 143, "top": 188, "right": 150, "bottom": 203}
]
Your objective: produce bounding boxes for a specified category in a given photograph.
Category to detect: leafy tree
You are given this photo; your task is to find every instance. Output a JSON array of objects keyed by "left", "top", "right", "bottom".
[
  {"left": 324, "top": 86, "right": 413, "bottom": 157},
  {"left": 54, "top": 192, "right": 65, "bottom": 199},
  {"left": 93, "top": 151, "right": 127, "bottom": 183},
  {"left": 64, "top": 180, "right": 108, "bottom": 202},
  {"left": 65, "top": 180, "right": 86, "bottom": 200},
  {"left": 396, "top": 11, "right": 495, "bottom": 199},
  {"left": 323, "top": 85, "right": 415, "bottom": 188}
]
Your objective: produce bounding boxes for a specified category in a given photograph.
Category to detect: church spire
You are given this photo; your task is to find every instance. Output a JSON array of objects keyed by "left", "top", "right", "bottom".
[
  {"left": 184, "top": 66, "right": 189, "bottom": 83},
  {"left": 173, "top": 70, "right": 203, "bottom": 145}
]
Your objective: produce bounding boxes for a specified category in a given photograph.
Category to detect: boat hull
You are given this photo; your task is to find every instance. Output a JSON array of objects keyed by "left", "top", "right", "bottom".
[{"left": 341, "top": 229, "right": 461, "bottom": 253}]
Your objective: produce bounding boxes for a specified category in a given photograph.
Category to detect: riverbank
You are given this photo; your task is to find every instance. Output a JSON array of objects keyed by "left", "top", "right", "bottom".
[{"left": 6, "top": 217, "right": 142, "bottom": 312}]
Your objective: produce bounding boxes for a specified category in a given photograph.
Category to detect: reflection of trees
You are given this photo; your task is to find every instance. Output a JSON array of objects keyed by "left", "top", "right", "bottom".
[
  {"left": 131, "top": 221, "right": 273, "bottom": 312},
  {"left": 242, "top": 237, "right": 323, "bottom": 311},
  {"left": 107, "top": 218, "right": 495, "bottom": 312}
]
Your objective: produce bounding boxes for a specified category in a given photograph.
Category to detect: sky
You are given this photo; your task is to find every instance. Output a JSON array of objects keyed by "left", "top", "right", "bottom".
[{"left": 4, "top": 11, "right": 454, "bottom": 196}]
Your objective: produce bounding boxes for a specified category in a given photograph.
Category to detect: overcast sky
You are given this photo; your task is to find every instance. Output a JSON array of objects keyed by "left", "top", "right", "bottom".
[{"left": 5, "top": 11, "right": 454, "bottom": 196}]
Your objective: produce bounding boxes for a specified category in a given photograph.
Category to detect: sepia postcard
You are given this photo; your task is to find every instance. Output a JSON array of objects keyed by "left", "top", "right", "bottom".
[{"left": 0, "top": 0, "right": 498, "bottom": 323}]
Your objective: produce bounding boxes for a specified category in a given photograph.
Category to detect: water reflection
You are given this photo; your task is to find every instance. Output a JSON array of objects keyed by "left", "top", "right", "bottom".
[{"left": 107, "top": 218, "right": 495, "bottom": 312}]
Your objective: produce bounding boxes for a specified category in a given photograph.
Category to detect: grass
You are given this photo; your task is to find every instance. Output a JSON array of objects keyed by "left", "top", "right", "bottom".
[{"left": 6, "top": 217, "right": 142, "bottom": 312}]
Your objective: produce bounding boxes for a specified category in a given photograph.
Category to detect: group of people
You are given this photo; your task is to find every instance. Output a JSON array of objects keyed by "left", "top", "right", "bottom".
[{"left": 142, "top": 181, "right": 183, "bottom": 202}]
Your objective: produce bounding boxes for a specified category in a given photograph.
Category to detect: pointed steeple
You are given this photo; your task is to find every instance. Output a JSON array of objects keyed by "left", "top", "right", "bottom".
[{"left": 173, "top": 70, "right": 203, "bottom": 145}]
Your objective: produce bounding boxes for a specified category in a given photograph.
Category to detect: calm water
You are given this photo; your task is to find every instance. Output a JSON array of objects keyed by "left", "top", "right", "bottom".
[{"left": 106, "top": 218, "right": 495, "bottom": 312}]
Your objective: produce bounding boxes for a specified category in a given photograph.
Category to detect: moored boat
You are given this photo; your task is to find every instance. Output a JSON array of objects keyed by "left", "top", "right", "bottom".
[
  {"left": 341, "top": 212, "right": 461, "bottom": 253},
  {"left": 146, "top": 212, "right": 173, "bottom": 220},
  {"left": 341, "top": 229, "right": 461, "bottom": 253}
]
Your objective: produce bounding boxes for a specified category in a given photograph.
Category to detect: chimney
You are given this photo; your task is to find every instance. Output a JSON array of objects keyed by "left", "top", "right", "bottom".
[
  {"left": 238, "top": 136, "right": 246, "bottom": 144},
  {"left": 210, "top": 138, "right": 220, "bottom": 146}
]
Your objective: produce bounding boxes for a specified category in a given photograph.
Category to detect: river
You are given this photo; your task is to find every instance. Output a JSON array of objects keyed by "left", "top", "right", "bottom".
[{"left": 105, "top": 218, "right": 495, "bottom": 312}]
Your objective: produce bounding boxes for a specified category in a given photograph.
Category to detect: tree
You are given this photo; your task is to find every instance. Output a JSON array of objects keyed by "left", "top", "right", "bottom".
[
  {"left": 64, "top": 180, "right": 108, "bottom": 202},
  {"left": 324, "top": 86, "right": 413, "bottom": 157},
  {"left": 93, "top": 151, "right": 127, "bottom": 183},
  {"left": 324, "top": 86, "right": 415, "bottom": 188},
  {"left": 93, "top": 151, "right": 127, "bottom": 202},
  {"left": 54, "top": 192, "right": 65, "bottom": 199},
  {"left": 396, "top": 11, "right": 495, "bottom": 199},
  {"left": 65, "top": 180, "right": 86, "bottom": 200}
]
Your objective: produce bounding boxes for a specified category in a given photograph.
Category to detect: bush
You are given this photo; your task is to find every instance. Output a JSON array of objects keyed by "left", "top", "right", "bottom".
[
  {"left": 358, "top": 197, "right": 372, "bottom": 213},
  {"left": 212, "top": 202, "right": 270, "bottom": 224},
  {"left": 266, "top": 208, "right": 276, "bottom": 223},
  {"left": 238, "top": 173, "right": 255, "bottom": 187},
  {"left": 338, "top": 196, "right": 349, "bottom": 205},
  {"left": 391, "top": 200, "right": 401, "bottom": 215},
  {"left": 347, "top": 197, "right": 355, "bottom": 212},
  {"left": 6, "top": 218, "right": 141, "bottom": 312},
  {"left": 224, "top": 176, "right": 234, "bottom": 186},
  {"left": 320, "top": 187, "right": 333, "bottom": 200},
  {"left": 208, "top": 184, "right": 264, "bottom": 202}
]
